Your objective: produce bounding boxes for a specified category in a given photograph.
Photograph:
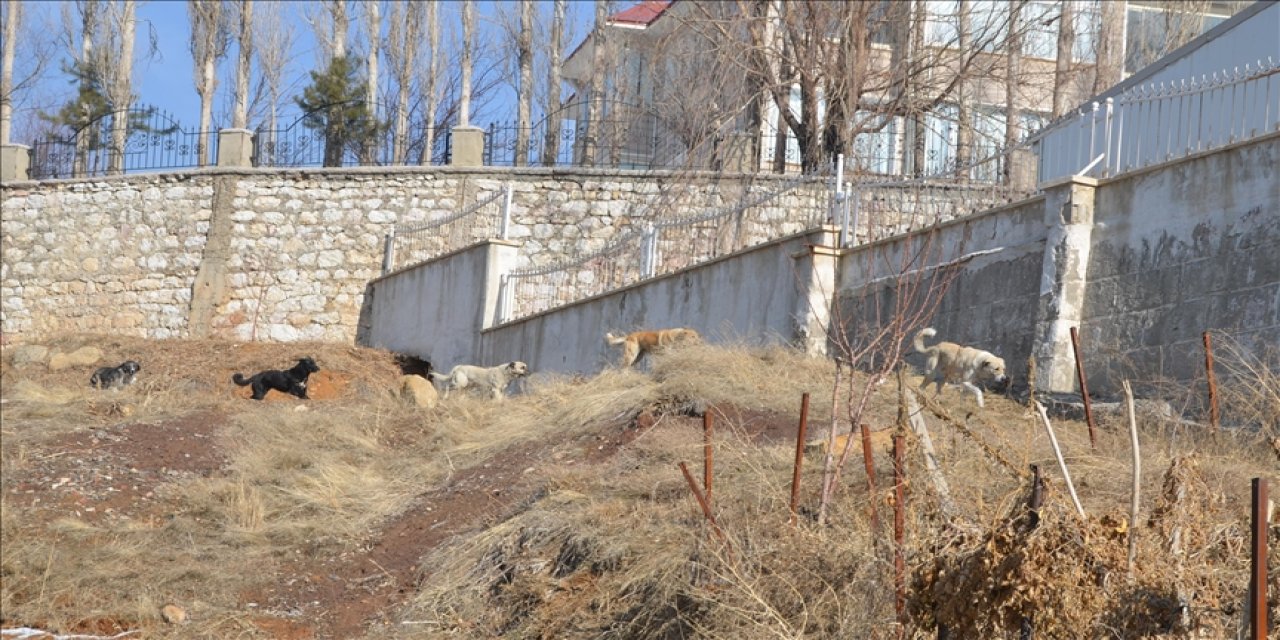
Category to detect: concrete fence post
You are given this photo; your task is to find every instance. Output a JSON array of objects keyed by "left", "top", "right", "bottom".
[
  {"left": 500, "top": 182, "right": 513, "bottom": 240},
  {"left": 451, "top": 126, "right": 485, "bottom": 167},
  {"left": 791, "top": 225, "right": 841, "bottom": 357},
  {"left": 382, "top": 228, "right": 397, "bottom": 276},
  {"left": 0, "top": 144, "right": 31, "bottom": 182},
  {"left": 216, "top": 128, "right": 254, "bottom": 167},
  {"left": 640, "top": 224, "right": 658, "bottom": 279},
  {"left": 1032, "top": 176, "right": 1098, "bottom": 393},
  {"left": 482, "top": 240, "right": 520, "bottom": 329}
]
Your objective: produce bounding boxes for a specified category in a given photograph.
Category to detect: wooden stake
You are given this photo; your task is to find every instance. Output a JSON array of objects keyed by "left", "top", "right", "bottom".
[
  {"left": 789, "top": 393, "right": 810, "bottom": 526},
  {"left": 905, "top": 389, "right": 956, "bottom": 518},
  {"left": 893, "top": 434, "right": 907, "bottom": 640},
  {"left": 1122, "top": 380, "right": 1141, "bottom": 580},
  {"left": 1033, "top": 401, "right": 1087, "bottom": 520},
  {"left": 1070, "top": 326, "right": 1098, "bottom": 450}
]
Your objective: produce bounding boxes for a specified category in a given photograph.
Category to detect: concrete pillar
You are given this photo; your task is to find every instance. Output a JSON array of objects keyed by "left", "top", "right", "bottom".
[
  {"left": 482, "top": 239, "right": 519, "bottom": 329},
  {"left": 451, "top": 125, "right": 485, "bottom": 167},
  {"left": 216, "top": 129, "right": 254, "bottom": 167},
  {"left": 1032, "top": 176, "right": 1097, "bottom": 393},
  {"left": 790, "top": 225, "right": 841, "bottom": 357},
  {"left": 1, "top": 144, "right": 31, "bottom": 182}
]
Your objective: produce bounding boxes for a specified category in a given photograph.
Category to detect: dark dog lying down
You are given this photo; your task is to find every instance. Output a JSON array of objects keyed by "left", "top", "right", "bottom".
[
  {"left": 90, "top": 360, "right": 141, "bottom": 390},
  {"left": 232, "top": 357, "right": 320, "bottom": 400}
]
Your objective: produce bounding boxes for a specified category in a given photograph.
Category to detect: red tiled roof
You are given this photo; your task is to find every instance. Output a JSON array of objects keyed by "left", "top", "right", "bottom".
[{"left": 609, "top": 0, "right": 672, "bottom": 26}]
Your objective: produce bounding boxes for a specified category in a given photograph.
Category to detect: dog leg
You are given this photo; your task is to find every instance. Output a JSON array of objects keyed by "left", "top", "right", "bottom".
[{"left": 961, "top": 381, "right": 985, "bottom": 408}]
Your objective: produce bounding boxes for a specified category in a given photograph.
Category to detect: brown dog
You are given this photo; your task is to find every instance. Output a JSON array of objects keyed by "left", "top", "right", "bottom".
[{"left": 604, "top": 328, "right": 701, "bottom": 367}]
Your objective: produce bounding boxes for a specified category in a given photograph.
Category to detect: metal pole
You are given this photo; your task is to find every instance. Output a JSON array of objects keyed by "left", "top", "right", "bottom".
[
  {"left": 788, "top": 393, "right": 810, "bottom": 526},
  {"left": 1249, "top": 477, "right": 1268, "bottom": 640},
  {"left": 1203, "top": 331, "right": 1220, "bottom": 432},
  {"left": 860, "top": 423, "right": 880, "bottom": 531},
  {"left": 703, "top": 411, "right": 714, "bottom": 506},
  {"left": 1069, "top": 326, "right": 1098, "bottom": 450},
  {"left": 500, "top": 182, "right": 513, "bottom": 240}
]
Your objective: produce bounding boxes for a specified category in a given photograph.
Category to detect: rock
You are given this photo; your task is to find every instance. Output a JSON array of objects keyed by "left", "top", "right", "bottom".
[
  {"left": 48, "top": 346, "right": 104, "bottom": 371},
  {"left": 7, "top": 344, "right": 49, "bottom": 367},
  {"left": 160, "top": 603, "right": 187, "bottom": 624},
  {"left": 399, "top": 374, "right": 439, "bottom": 409}
]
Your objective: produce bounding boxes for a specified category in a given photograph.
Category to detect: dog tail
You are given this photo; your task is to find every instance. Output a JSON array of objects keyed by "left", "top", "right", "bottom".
[
  {"left": 231, "top": 373, "right": 251, "bottom": 386},
  {"left": 604, "top": 332, "right": 627, "bottom": 346},
  {"left": 913, "top": 327, "right": 937, "bottom": 354}
]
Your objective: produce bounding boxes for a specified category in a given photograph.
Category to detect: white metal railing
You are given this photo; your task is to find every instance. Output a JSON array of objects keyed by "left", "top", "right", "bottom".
[
  {"left": 497, "top": 175, "right": 829, "bottom": 323},
  {"left": 381, "top": 183, "right": 513, "bottom": 274},
  {"left": 1035, "top": 58, "right": 1280, "bottom": 183}
]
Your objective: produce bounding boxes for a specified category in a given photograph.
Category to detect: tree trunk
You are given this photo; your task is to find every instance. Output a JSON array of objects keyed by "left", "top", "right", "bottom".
[
  {"left": 955, "top": 0, "right": 971, "bottom": 177},
  {"left": 584, "top": 0, "right": 608, "bottom": 167},
  {"left": 460, "top": 0, "right": 473, "bottom": 127},
  {"left": 1094, "top": 0, "right": 1125, "bottom": 95},
  {"left": 190, "top": 0, "right": 223, "bottom": 167},
  {"left": 0, "top": 1, "right": 19, "bottom": 145},
  {"left": 389, "top": 2, "right": 420, "bottom": 165},
  {"left": 1004, "top": 0, "right": 1023, "bottom": 185},
  {"left": 108, "top": 0, "right": 135, "bottom": 175},
  {"left": 422, "top": 1, "right": 439, "bottom": 164},
  {"left": 909, "top": 0, "right": 926, "bottom": 177},
  {"left": 515, "top": 0, "right": 533, "bottom": 166},
  {"left": 233, "top": 0, "right": 252, "bottom": 129},
  {"left": 74, "top": 0, "right": 98, "bottom": 176},
  {"left": 364, "top": 0, "right": 377, "bottom": 111},
  {"left": 541, "top": 0, "right": 565, "bottom": 165},
  {"left": 331, "top": 0, "right": 347, "bottom": 59},
  {"left": 1053, "top": 0, "right": 1075, "bottom": 117}
]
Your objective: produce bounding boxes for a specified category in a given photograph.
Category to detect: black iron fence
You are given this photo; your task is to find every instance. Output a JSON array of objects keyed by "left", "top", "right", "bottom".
[
  {"left": 28, "top": 107, "right": 215, "bottom": 180},
  {"left": 252, "top": 102, "right": 451, "bottom": 168}
]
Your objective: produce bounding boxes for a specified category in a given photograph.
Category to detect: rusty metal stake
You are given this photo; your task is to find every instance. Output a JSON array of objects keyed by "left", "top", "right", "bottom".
[
  {"left": 679, "top": 462, "right": 733, "bottom": 563},
  {"left": 703, "top": 411, "right": 714, "bottom": 505},
  {"left": 1203, "top": 331, "right": 1220, "bottom": 432},
  {"left": 860, "top": 423, "right": 881, "bottom": 531},
  {"left": 893, "top": 434, "right": 906, "bottom": 640},
  {"left": 789, "top": 393, "right": 810, "bottom": 526},
  {"left": 1069, "top": 326, "right": 1098, "bottom": 450},
  {"left": 1250, "top": 477, "right": 1268, "bottom": 640}
]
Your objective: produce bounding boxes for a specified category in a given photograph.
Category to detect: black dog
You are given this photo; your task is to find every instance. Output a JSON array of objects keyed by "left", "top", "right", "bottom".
[
  {"left": 90, "top": 360, "right": 141, "bottom": 390},
  {"left": 232, "top": 357, "right": 320, "bottom": 400}
]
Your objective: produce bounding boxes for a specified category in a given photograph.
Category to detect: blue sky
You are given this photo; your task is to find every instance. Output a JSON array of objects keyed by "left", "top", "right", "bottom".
[{"left": 11, "top": 0, "right": 596, "bottom": 140}]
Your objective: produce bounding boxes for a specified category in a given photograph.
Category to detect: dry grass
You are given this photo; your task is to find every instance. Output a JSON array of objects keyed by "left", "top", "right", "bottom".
[{"left": 2, "top": 336, "right": 1276, "bottom": 639}]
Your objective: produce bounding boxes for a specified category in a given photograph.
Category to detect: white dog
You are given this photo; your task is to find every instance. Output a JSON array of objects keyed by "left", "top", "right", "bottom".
[
  {"left": 913, "top": 328, "right": 1008, "bottom": 408},
  {"left": 431, "top": 361, "right": 529, "bottom": 400}
]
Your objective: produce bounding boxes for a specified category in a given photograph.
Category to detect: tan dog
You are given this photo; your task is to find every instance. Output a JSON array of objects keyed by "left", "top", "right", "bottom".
[
  {"left": 604, "top": 328, "right": 701, "bottom": 368},
  {"left": 913, "top": 327, "right": 1008, "bottom": 408},
  {"left": 431, "top": 361, "right": 529, "bottom": 400}
]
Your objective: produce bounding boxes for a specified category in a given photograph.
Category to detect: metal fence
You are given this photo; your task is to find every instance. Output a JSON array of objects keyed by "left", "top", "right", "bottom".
[
  {"left": 496, "top": 175, "right": 831, "bottom": 323},
  {"left": 28, "top": 107, "right": 215, "bottom": 179},
  {"left": 381, "top": 185, "right": 512, "bottom": 274},
  {"left": 253, "top": 102, "right": 451, "bottom": 168},
  {"left": 1034, "top": 58, "right": 1280, "bottom": 182}
]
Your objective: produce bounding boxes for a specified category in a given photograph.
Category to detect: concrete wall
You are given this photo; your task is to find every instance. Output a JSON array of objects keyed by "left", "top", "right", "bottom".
[
  {"left": 477, "top": 228, "right": 834, "bottom": 375},
  {"left": 1081, "top": 132, "right": 1280, "bottom": 388},
  {"left": 836, "top": 197, "right": 1048, "bottom": 382}
]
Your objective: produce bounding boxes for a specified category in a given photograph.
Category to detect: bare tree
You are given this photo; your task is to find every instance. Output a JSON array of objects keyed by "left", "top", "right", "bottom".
[
  {"left": 0, "top": 1, "right": 20, "bottom": 145},
  {"left": 233, "top": 0, "right": 252, "bottom": 129},
  {"left": 422, "top": 0, "right": 440, "bottom": 163},
  {"left": 386, "top": 0, "right": 422, "bottom": 164},
  {"left": 1003, "top": 0, "right": 1024, "bottom": 183},
  {"left": 460, "top": 0, "right": 474, "bottom": 127},
  {"left": 101, "top": 0, "right": 137, "bottom": 174},
  {"left": 1052, "top": 0, "right": 1075, "bottom": 117},
  {"left": 251, "top": 2, "right": 294, "bottom": 149},
  {"left": 307, "top": 0, "right": 349, "bottom": 62},
  {"left": 189, "top": 0, "right": 229, "bottom": 166},
  {"left": 363, "top": 0, "right": 378, "bottom": 111},
  {"left": 1093, "top": 0, "right": 1124, "bottom": 94},
  {"left": 514, "top": 0, "right": 533, "bottom": 166},
  {"left": 540, "top": 0, "right": 566, "bottom": 166},
  {"left": 583, "top": 0, "right": 609, "bottom": 166}
]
